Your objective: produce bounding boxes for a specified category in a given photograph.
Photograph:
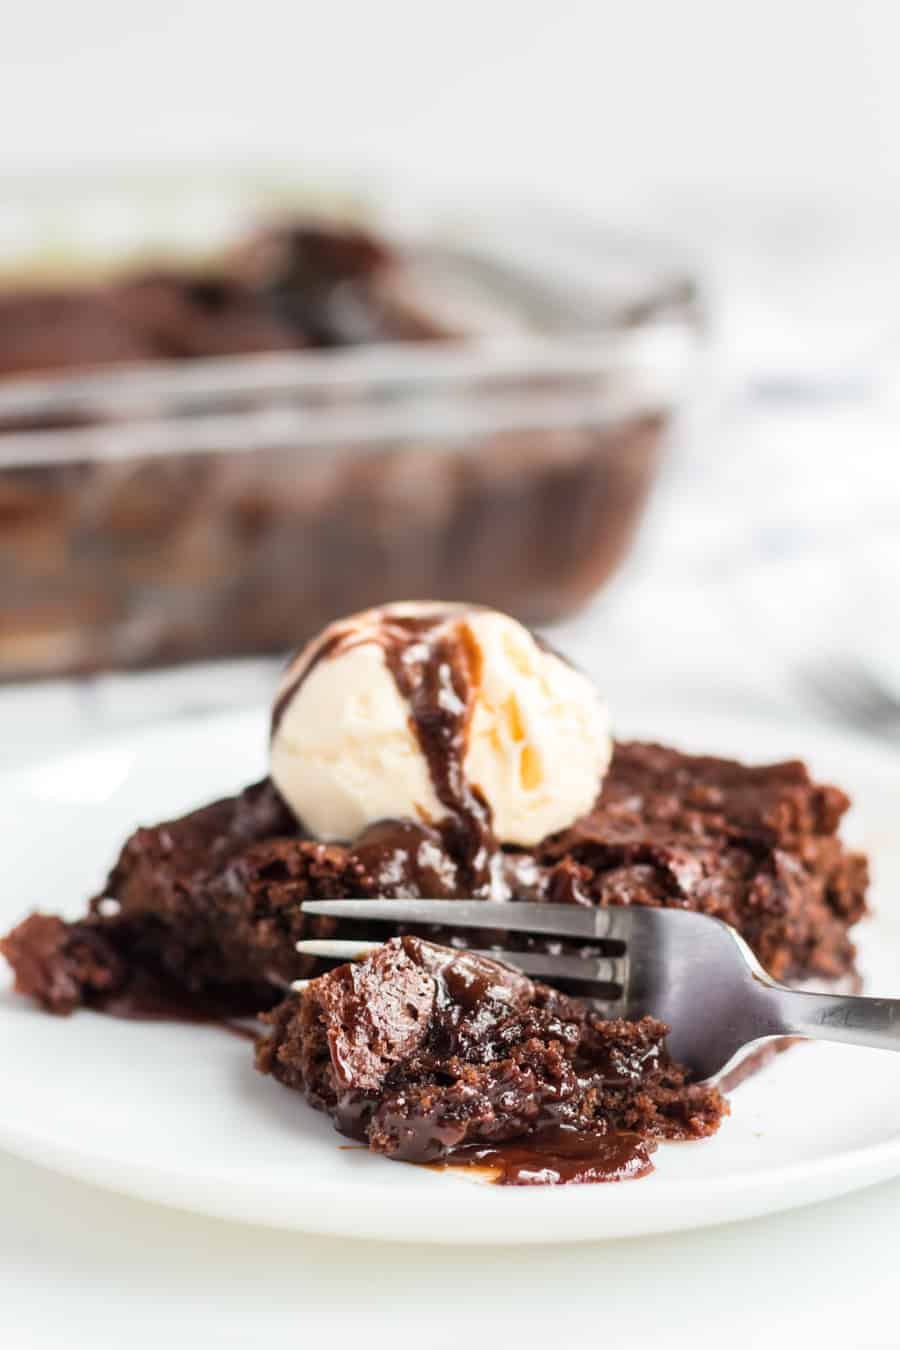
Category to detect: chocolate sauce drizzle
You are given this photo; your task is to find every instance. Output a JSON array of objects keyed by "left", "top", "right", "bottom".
[{"left": 272, "top": 606, "right": 503, "bottom": 895}]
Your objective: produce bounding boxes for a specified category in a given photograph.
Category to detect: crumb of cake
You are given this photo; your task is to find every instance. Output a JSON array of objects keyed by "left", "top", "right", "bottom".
[{"left": 0, "top": 913, "right": 125, "bottom": 1015}]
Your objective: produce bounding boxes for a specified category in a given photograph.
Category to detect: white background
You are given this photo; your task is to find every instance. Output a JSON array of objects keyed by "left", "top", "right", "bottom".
[{"left": 2, "top": 0, "right": 899, "bottom": 214}]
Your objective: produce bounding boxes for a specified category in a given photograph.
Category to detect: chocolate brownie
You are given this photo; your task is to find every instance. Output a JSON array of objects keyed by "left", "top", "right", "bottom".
[
  {"left": 256, "top": 935, "right": 727, "bottom": 1181},
  {"left": 1, "top": 742, "right": 868, "bottom": 1016}
]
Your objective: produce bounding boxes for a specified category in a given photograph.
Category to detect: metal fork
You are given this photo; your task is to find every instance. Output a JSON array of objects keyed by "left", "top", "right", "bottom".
[
  {"left": 800, "top": 656, "right": 900, "bottom": 738},
  {"left": 295, "top": 899, "right": 900, "bottom": 1084}
]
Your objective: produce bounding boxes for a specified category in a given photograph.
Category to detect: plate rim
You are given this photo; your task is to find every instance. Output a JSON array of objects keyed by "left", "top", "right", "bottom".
[{"left": 2, "top": 1100, "right": 899, "bottom": 1244}]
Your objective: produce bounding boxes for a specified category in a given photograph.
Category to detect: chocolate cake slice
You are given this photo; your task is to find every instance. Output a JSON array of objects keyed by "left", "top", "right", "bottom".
[
  {"left": 257, "top": 935, "right": 727, "bottom": 1181},
  {"left": 1, "top": 741, "right": 868, "bottom": 1018}
]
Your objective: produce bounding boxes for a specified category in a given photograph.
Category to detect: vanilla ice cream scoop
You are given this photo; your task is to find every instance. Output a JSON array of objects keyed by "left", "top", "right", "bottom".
[{"left": 270, "top": 602, "right": 611, "bottom": 847}]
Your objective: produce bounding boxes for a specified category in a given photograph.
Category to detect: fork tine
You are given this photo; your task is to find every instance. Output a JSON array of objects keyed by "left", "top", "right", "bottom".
[
  {"left": 299, "top": 897, "right": 630, "bottom": 945},
  {"left": 295, "top": 939, "right": 381, "bottom": 960},
  {"left": 295, "top": 937, "right": 627, "bottom": 995},
  {"left": 480, "top": 948, "right": 627, "bottom": 990}
]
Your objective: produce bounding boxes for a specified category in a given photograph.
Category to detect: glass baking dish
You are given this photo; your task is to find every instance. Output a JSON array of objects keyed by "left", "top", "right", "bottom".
[{"left": 0, "top": 178, "right": 702, "bottom": 677}]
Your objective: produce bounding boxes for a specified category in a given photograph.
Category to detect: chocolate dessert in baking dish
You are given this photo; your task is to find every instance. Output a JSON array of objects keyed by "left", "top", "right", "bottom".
[{"left": 0, "top": 213, "right": 686, "bottom": 676}]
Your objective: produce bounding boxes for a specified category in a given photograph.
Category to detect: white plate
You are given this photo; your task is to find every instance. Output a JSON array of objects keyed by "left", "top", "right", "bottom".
[{"left": 1, "top": 704, "right": 899, "bottom": 1244}]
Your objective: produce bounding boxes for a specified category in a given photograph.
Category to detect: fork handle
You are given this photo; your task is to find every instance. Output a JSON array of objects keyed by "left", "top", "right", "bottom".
[{"left": 765, "top": 985, "right": 900, "bottom": 1052}]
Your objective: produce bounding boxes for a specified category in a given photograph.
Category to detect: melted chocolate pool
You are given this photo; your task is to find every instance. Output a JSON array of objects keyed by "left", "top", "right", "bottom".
[
  {"left": 97, "top": 971, "right": 262, "bottom": 1041},
  {"left": 429, "top": 1127, "right": 656, "bottom": 1186}
]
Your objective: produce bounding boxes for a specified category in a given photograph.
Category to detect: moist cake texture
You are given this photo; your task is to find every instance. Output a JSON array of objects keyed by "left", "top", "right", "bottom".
[
  {"left": 1, "top": 740, "right": 868, "bottom": 1017},
  {"left": 256, "top": 935, "right": 727, "bottom": 1176}
]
